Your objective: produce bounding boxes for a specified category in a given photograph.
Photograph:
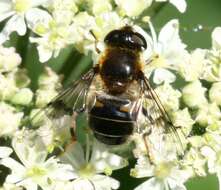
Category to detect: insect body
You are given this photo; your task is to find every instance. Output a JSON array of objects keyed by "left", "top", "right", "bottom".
[
  {"left": 88, "top": 26, "right": 147, "bottom": 145},
  {"left": 32, "top": 26, "right": 183, "bottom": 151}
]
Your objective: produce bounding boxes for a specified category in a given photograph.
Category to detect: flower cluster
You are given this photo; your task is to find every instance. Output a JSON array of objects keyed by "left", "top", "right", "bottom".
[
  {"left": 1, "top": 0, "right": 221, "bottom": 190},
  {"left": 130, "top": 19, "right": 221, "bottom": 190},
  {"left": 0, "top": 0, "right": 186, "bottom": 62}
]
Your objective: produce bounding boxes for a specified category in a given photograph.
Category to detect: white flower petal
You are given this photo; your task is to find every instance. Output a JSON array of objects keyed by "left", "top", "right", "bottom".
[
  {"left": 36, "top": 44, "right": 53, "bottom": 63},
  {"left": 159, "top": 19, "right": 186, "bottom": 57},
  {"left": 114, "top": 0, "right": 152, "bottom": 17},
  {"left": 59, "top": 142, "right": 85, "bottom": 170},
  {"left": 0, "top": 0, "right": 14, "bottom": 22},
  {"left": 6, "top": 174, "right": 25, "bottom": 184},
  {"left": 25, "top": 8, "right": 52, "bottom": 32},
  {"left": 17, "top": 179, "right": 38, "bottom": 190},
  {"left": 212, "top": 27, "right": 221, "bottom": 49},
  {"left": 169, "top": 0, "right": 187, "bottom": 13},
  {"left": 217, "top": 172, "right": 221, "bottom": 190},
  {"left": 72, "top": 179, "right": 94, "bottom": 190},
  {"left": 153, "top": 68, "right": 176, "bottom": 84},
  {"left": 0, "top": 146, "right": 13, "bottom": 158},
  {"left": 31, "top": 0, "right": 49, "bottom": 7},
  {"left": 134, "top": 178, "right": 164, "bottom": 190},
  {"left": 47, "top": 162, "right": 77, "bottom": 180},
  {"left": 0, "top": 11, "right": 14, "bottom": 22},
  {"left": 159, "top": 19, "right": 179, "bottom": 45},
  {"left": 1, "top": 157, "right": 26, "bottom": 174},
  {"left": 0, "top": 14, "right": 26, "bottom": 43},
  {"left": 93, "top": 174, "right": 120, "bottom": 190},
  {"left": 155, "top": 0, "right": 186, "bottom": 13},
  {"left": 168, "top": 178, "right": 187, "bottom": 190}
]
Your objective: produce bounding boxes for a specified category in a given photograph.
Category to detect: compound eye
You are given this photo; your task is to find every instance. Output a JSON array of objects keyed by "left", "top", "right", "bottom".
[
  {"left": 104, "top": 30, "right": 120, "bottom": 43},
  {"left": 130, "top": 33, "right": 147, "bottom": 50},
  {"left": 104, "top": 28, "right": 147, "bottom": 51}
]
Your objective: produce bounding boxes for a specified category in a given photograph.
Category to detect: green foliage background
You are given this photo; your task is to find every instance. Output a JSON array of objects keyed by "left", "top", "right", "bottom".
[{"left": 1, "top": 0, "right": 221, "bottom": 189}]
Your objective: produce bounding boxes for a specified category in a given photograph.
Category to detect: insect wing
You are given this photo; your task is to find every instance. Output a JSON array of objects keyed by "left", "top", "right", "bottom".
[
  {"left": 29, "top": 68, "right": 96, "bottom": 128},
  {"left": 140, "top": 73, "right": 185, "bottom": 157}
]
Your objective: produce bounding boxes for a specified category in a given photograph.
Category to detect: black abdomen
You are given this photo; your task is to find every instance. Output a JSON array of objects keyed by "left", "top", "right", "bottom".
[{"left": 89, "top": 95, "right": 135, "bottom": 145}]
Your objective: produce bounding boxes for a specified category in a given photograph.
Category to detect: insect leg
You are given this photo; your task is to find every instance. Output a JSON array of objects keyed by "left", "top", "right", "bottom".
[
  {"left": 142, "top": 131, "right": 155, "bottom": 165},
  {"left": 90, "top": 30, "right": 101, "bottom": 54}
]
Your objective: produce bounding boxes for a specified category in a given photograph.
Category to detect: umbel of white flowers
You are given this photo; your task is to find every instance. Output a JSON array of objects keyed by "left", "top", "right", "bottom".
[{"left": 1, "top": 0, "right": 221, "bottom": 190}]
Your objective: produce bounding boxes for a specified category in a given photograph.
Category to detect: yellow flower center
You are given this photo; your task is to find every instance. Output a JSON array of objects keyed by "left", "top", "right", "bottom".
[
  {"left": 26, "top": 166, "right": 47, "bottom": 178},
  {"left": 150, "top": 54, "right": 167, "bottom": 68},
  {"left": 79, "top": 164, "right": 95, "bottom": 178},
  {"left": 35, "top": 24, "right": 48, "bottom": 35},
  {"left": 154, "top": 162, "right": 172, "bottom": 179},
  {"left": 14, "top": 0, "right": 31, "bottom": 13}
]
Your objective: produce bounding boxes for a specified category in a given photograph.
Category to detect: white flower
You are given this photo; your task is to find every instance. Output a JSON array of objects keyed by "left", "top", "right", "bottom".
[
  {"left": 0, "top": 102, "right": 23, "bottom": 137},
  {"left": 29, "top": 11, "right": 71, "bottom": 62},
  {"left": 201, "top": 146, "right": 221, "bottom": 190},
  {"left": 46, "top": 0, "right": 78, "bottom": 24},
  {"left": 29, "top": 10, "right": 96, "bottom": 62},
  {"left": 202, "top": 27, "right": 221, "bottom": 82},
  {"left": 114, "top": 0, "right": 153, "bottom": 17},
  {"left": 36, "top": 115, "right": 72, "bottom": 152},
  {"left": 155, "top": 82, "right": 182, "bottom": 112},
  {"left": 69, "top": 11, "right": 100, "bottom": 55},
  {"left": 0, "top": 0, "right": 49, "bottom": 43},
  {"left": 82, "top": 11, "right": 127, "bottom": 58},
  {"left": 34, "top": 68, "right": 61, "bottom": 106},
  {"left": 35, "top": 88, "right": 58, "bottom": 107},
  {"left": 145, "top": 19, "right": 189, "bottom": 81},
  {"left": 11, "top": 88, "right": 33, "bottom": 106},
  {"left": 182, "top": 147, "right": 206, "bottom": 177},
  {"left": 1, "top": 136, "right": 75, "bottom": 190},
  {"left": 156, "top": 0, "right": 187, "bottom": 13},
  {"left": 171, "top": 108, "right": 195, "bottom": 135},
  {"left": 209, "top": 82, "right": 221, "bottom": 106},
  {"left": 88, "top": 0, "right": 112, "bottom": 15},
  {"left": 153, "top": 68, "right": 176, "bottom": 84},
  {"left": 0, "top": 183, "right": 23, "bottom": 190},
  {"left": 212, "top": 27, "right": 221, "bottom": 50},
  {"left": 178, "top": 49, "right": 206, "bottom": 81},
  {"left": 132, "top": 156, "right": 190, "bottom": 190},
  {"left": 195, "top": 103, "right": 221, "bottom": 126},
  {"left": 93, "top": 11, "right": 125, "bottom": 43},
  {"left": 0, "top": 73, "right": 18, "bottom": 101},
  {"left": 59, "top": 141, "right": 128, "bottom": 190},
  {"left": 0, "top": 46, "right": 21, "bottom": 73},
  {"left": 182, "top": 80, "right": 207, "bottom": 108},
  {"left": 38, "top": 67, "right": 61, "bottom": 89},
  {"left": 0, "top": 146, "right": 13, "bottom": 158}
]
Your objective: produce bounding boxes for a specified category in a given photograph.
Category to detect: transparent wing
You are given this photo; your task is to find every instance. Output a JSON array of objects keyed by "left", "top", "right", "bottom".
[
  {"left": 26, "top": 68, "right": 97, "bottom": 129},
  {"left": 138, "top": 72, "right": 185, "bottom": 158}
]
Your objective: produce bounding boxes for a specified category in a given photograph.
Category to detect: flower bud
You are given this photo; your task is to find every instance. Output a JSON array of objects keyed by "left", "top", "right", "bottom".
[
  {"left": 14, "top": 69, "right": 31, "bottom": 88},
  {"left": 0, "top": 102, "right": 23, "bottom": 137},
  {"left": 0, "top": 46, "right": 21, "bottom": 73},
  {"left": 38, "top": 67, "right": 61, "bottom": 90},
  {"left": 195, "top": 103, "right": 221, "bottom": 126},
  {"left": 35, "top": 89, "right": 58, "bottom": 108},
  {"left": 209, "top": 82, "right": 221, "bottom": 106},
  {"left": 182, "top": 80, "right": 207, "bottom": 108},
  {"left": 155, "top": 83, "right": 181, "bottom": 112},
  {"left": 212, "top": 27, "right": 221, "bottom": 50},
  {"left": 115, "top": 0, "right": 152, "bottom": 17},
  {"left": 0, "top": 74, "right": 18, "bottom": 101},
  {"left": 11, "top": 88, "right": 33, "bottom": 106},
  {"left": 171, "top": 108, "right": 194, "bottom": 135}
]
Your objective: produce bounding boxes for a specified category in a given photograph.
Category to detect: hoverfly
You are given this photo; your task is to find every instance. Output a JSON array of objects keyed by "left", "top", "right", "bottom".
[{"left": 28, "top": 26, "right": 183, "bottom": 159}]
